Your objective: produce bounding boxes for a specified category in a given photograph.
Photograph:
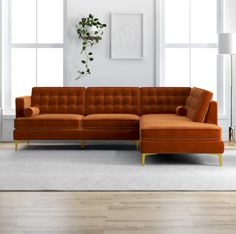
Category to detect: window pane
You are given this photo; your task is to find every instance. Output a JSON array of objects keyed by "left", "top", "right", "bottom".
[
  {"left": 37, "top": 0, "right": 63, "bottom": 43},
  {"left": 37, "top": 48, "right": 63, "bottom": 86},
  {"left": 165, "top": 0, "right": 189, "bottom": 43},
  {"left": 165, "top": 48, "right": 190, "bottom": 86},
  {"left": 191, "top": 0, "right": 217, "bottom": 43},
  {"left": 191, "top": 48, "right": 217, "bottom": 97},
  {"left": 11, "top": 48, "right": 36, "bottom": 108},
  {"left": 11, "top": 0, "right": 36, "bottom": 43}
]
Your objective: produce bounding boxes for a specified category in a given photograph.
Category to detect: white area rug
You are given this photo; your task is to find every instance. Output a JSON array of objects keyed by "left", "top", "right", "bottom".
[{"left": 0, "top": 142, "right": 236, "bottom": 190}]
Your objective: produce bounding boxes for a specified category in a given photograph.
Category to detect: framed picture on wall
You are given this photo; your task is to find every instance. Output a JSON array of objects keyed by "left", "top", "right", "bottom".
[{"left": 110, "top": 13, "right": 144, "bottom": 59}]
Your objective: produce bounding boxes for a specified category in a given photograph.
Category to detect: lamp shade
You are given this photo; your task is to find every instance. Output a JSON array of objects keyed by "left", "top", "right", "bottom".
[{"left": 218, "top": 33, "right": 236, "bottom": 55}]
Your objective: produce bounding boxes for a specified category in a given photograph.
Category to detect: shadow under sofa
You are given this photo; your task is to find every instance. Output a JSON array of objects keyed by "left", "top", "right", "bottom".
[{"left": 14, "top": 87, "right": 224, "bottom": 166}]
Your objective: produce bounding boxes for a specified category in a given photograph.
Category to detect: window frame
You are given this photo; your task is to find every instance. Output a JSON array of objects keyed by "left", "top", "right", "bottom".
[
  {"left": 3, "top": 0, "right": 67, "bottom": 116},
  {"left": 158, "top": 0, "right": 226, "bottom": 117}
]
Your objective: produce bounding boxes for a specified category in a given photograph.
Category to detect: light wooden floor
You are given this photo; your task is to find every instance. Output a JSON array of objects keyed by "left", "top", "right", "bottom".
[{"left": 0, "top": 192, "right": 236, "bottom": 234}]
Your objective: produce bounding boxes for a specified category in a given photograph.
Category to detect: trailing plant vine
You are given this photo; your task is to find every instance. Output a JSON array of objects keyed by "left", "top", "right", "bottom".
[{"left": 76, "top": 14, "right": 107, "bottom": 79}]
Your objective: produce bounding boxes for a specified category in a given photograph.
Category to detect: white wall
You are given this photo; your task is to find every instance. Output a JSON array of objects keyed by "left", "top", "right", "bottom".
[{"left": 65, "top": 0, "right": 156, "bottom": 87}]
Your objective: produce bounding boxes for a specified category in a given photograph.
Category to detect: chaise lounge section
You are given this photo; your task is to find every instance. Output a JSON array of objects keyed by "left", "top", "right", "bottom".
[
  {"left": 14, "top": 87, "right": 224, "bottom": 166},
  {"left": 140, "top": 87, "right": 224, "bottom": 166}
]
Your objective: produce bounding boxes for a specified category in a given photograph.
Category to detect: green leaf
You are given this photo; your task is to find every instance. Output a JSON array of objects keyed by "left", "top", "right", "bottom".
[
  {"left": 89, "top": 58, "right": 94, "bottom": 61},
  {"left": 81, "top": 60, "right": 86, "bottom": 64},
  {"left": 89, "top": 14, "right": 93, "bottom": 19},
  {"left": 88, "top": 52, "right": 93, "bottom": 55},
  {"left": 81, "top": 46, "right": 86, "bottom": 53}
]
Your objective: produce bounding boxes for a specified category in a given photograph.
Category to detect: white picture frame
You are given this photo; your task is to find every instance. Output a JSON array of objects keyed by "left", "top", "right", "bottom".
[{"left": 110, "top": 13, "right": 144, "bottom": 59}]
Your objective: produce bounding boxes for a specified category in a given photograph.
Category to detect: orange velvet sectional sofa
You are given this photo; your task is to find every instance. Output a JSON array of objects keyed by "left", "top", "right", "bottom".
[{"left": 14, "top": 87, "right": 224, "bottom": 166}]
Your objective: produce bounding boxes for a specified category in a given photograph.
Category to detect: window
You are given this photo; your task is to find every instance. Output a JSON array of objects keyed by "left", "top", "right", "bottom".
[
  {"left": 2, "top": 0, "right": 64, "bottom": 115},
  {"left": 161, "top": 0, "right": 224, "bottom": 113}
]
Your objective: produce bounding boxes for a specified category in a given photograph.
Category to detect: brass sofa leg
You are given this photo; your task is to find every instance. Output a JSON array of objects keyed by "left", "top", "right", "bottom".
[
  {"left": 210, "top": 154, "right": 223, "bottom": 166},
  {"left": 142, "top": 153, "right": 146, "bottom": 166},
  {"left": 141, "top": 153, "right": 158, "bottom": 166},
  {"left": 142, "top": 153, "right": 156, "bottom": 166},
  {"left": 80, "top": 140, "right": 85, "bottom": 149},
  {"left": 218, "top": 154, "right": 223, "bottom": 167},
  {"left": 136, "top": 141, "right": 140, "bottom": 151},
  {"left": 15, "top": 141, "right": 18, "bottom": 152},
  {"left": 27, "top": 140, "right": 30, "bottom": 147}
]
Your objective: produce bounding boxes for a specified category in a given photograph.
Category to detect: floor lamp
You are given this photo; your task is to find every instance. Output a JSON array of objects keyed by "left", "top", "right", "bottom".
[{"left": 218, "top": 33, "right": 236, "bottom": 142}]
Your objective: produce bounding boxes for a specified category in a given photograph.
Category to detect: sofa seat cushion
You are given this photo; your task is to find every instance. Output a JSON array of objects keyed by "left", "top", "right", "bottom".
[
  {"left": 141, "top": 114, "right": 221, "bottom": 141},
  {"left": 15, "top": 114, "right": 83, "bottom": 129},
  {"left": 82, "top": 114, "right": 140, "bottom": 129}
]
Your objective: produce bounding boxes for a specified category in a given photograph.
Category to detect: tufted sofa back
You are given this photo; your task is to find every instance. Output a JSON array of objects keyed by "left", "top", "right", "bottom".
[
  {"left": 29, "top": 87, "right": 195, "bottom": 116},
  {"left": 140, "top": 87, "right": 191, "bottom": 115},
  {"left": 85, "top": 87, "right": 140, "bottom": 115},
  {"left": 31, "top": 87, "right": 85, "bottom": 115}
]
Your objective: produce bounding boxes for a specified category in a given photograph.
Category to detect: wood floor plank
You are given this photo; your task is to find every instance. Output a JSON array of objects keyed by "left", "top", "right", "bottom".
[{"left": 0, "top": 192, "right": 236, "bottom": 233}]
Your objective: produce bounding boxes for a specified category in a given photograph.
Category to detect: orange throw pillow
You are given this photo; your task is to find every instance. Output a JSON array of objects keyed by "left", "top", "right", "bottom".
[
  {"left": 24, "top": 107, "right": 40, "bottom": 117},
  {"left": 176, "top": 106, "right": 187, "bottom": 116}
]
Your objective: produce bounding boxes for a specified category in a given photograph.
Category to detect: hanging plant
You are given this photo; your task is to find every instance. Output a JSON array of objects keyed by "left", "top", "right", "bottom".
[{"left": 76, "top": 14, "right": 107, "bottom": 79}]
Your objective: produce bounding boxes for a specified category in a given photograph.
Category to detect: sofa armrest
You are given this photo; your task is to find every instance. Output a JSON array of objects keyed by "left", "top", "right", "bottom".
[
  {"left": 15, "top": 96, "right": 31, "bottom": 118},
  {"left": 204, "top": 101, "right": 218, "bottom": 125}
]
